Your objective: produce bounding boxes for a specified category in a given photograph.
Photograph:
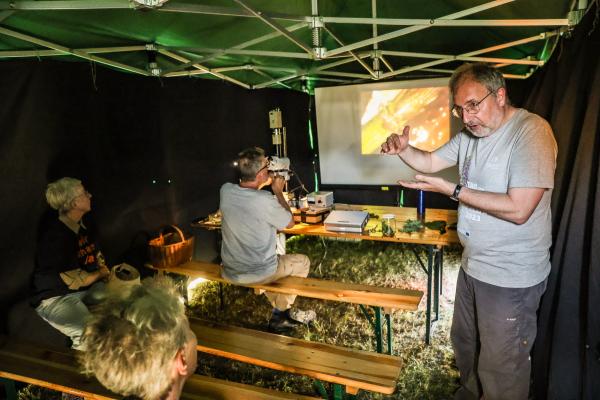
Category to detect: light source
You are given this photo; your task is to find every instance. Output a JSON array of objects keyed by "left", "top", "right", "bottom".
[
  {"left": 187, "top": 277, "right": 208, "bottom": 300},
  {"left": 131, "top": 0, "right": 170, "bottom": 9}
]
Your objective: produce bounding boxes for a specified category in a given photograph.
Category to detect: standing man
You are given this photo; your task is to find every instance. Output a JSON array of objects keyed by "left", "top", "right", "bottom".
[
  {"left": 381, "top": 63, "right": 557, "bottom": 400},
  {"left": 220, "top": 147, "right": 315, "bottom": 333}
]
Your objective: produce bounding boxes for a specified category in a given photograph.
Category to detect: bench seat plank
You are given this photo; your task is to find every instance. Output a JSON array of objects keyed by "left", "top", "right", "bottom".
[
  {"left": 0, "top": 338, "right": 115, "bottom": 400},
  {"left": 0, "top": 337, "right": 318, "bottom": 400},
  {"left": 170, "top": 261, "right": 423, "bottom": 310},
  {"left": 183, "top": 375, "right": 318, "bottom": 400},
  {"left": 191, "top": 319, "right": 402, "bottom": 395}
]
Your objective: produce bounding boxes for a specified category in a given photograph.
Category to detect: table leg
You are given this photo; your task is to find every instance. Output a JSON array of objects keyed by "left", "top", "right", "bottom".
[
  {"left": 375, "top": 307, "right": 383, "bottom": 353},
  {"left": 439, "top": 246, "right": 444, "bottom": 296},
  {"left": 386, "top": 312, "right": 392, "bottom": 355},
  {"left": 410, "top": 245, "right": 436, "bottom": 344},
  {"left": 333, "top": 384, "right": 345, "bottom": 400},
  {"left": 313, "top": 381, "right": 328, "bottom": 399},
  {"left": 433, "top": 248, "right": 441, "bottom": 323},
  {"left": 425, "top": 245, "right": 433, "bottom": 344},
  {"left": 359, "top": 305, "right": 389, "bottom": 354}
]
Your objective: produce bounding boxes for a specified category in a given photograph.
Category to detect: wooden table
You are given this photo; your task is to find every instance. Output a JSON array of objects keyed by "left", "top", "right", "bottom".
[
  {"left": 283, "top": 204, "right": 459, "bottom": 345},
  {"left": 193, "top": 204, "right": 459, "bottom": 345}
]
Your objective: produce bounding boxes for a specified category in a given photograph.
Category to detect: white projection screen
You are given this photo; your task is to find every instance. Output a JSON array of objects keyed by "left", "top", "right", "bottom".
[{"left": 315, "top": 78, "right": 460, "bottom": 186}]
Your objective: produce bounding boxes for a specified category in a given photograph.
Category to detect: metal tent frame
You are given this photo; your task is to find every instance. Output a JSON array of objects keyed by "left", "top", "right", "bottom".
[{"left": 0, "top": 0, "right": 589, "bottom": 91}]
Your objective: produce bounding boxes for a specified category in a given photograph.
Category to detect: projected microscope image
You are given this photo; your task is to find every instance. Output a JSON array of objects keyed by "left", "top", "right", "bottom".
[{"left": 360, "top": 86, "right": 450, "bottom": 154}]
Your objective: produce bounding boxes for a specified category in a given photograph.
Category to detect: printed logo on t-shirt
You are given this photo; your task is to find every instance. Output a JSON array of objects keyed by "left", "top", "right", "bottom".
[
  {"left": 77, "top": 234, "right": 97, "bottom": 269},
  {"left": 464, "top": 180, "right": 483, "bottom": 221}
]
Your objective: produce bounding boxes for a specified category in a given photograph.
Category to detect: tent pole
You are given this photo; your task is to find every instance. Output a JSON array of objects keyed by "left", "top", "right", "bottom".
[
  {"left": 233, "top": 0, "right": 312, "bottom": 55},
  {"left": 161, "top": 21, "right": 307, "bottom": 74},
  {"left": 325, "top": 0, "right": 515, "bottom": 57},
  {"left": 380, "top": 30, "right": 559, "bottom": 79},
  {"left": 0, "top": 26, "right": 150, "bottom": 75},
  {"left": 159, "top": 49, "right": 251, "bottom": 89}
]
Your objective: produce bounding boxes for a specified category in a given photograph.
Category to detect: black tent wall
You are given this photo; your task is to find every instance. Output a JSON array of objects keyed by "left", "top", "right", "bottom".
[
  {"left": 0, "top": 5, "right": 598, "bottom": 395},
  {"left": 519, "top": 6, "right": 600, "bottom": 400},
  {"left": 0, "top": 62, "right": 318, "bottom": 326}
]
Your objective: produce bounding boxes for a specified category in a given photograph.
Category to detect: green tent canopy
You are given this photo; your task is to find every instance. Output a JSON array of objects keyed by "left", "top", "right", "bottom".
[{"left": 0, "top": 0, "right": 585, "bottom": 92}]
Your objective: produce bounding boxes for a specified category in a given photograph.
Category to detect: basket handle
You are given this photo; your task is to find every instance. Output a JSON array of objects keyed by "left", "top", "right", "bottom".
[{"left": 158, "top": 225, "right": 186, "bottom": 244}]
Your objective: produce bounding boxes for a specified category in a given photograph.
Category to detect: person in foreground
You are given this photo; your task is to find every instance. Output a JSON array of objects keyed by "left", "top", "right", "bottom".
[
  {"left": 32, "top": 177, "right": 109, "bottom": 350},
  {"left": 219, "top": 147, "right": 315, "bottom": 333},
  {"left": 381, "top": 63, "right": 557, "bottom": 400},
  {"left": 80, "top": 276, "right": 197, "bottom": 400}
]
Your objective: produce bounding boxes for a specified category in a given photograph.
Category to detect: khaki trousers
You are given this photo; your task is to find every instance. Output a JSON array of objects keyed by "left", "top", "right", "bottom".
[{"left": 254, "top": 254, "right": 310, "bottom": 310}]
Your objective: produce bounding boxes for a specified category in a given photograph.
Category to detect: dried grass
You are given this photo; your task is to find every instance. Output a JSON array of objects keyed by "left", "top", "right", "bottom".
[
  {"left": 188, "top": 235, "right": 462, "bottom": 399},
  {"left": 16, "top": 235, "right": 462, "bottom": 399}
]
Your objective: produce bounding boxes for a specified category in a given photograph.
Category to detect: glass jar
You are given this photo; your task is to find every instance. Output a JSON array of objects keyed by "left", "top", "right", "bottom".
[{"left": 381, "top": 214, "right": 396, "bottom": 237}]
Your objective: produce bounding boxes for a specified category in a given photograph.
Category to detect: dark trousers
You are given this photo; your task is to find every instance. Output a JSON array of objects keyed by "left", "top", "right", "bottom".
[{"left": 451, "top": 268, "right": 547, "bottom": 400}]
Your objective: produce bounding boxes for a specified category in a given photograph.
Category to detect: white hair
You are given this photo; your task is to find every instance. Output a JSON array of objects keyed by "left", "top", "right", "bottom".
[
  {"left": 45, "top": 177, "right": 82, "bottom": 214},
  {"left": 79, "top": 277, "right": 193, "bottom": 400}
]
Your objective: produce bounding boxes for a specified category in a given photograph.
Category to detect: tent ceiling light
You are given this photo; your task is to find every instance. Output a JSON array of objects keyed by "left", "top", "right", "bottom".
[{"left": 131, "top": 0, "right": 170, "bottom": 9}]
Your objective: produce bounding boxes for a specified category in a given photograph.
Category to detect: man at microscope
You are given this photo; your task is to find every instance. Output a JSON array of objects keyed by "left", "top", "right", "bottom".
[{"left": 219, "top": 146, "right": 316, "bottom": 333}]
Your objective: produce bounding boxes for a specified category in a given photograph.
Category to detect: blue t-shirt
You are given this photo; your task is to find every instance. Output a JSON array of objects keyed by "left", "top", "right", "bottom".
[{"left": 219, "top": 183, "right": 292, "bottom": 284}]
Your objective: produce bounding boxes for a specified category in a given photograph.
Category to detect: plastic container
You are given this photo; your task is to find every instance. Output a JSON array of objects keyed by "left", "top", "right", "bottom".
[{"left": 381, "top": 214, "right": 397, "bottom": 237}]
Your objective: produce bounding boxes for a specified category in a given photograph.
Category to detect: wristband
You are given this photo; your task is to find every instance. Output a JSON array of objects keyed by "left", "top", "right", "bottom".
[{"left": 450, "top": 184, "right": 462, "bottom": 201}]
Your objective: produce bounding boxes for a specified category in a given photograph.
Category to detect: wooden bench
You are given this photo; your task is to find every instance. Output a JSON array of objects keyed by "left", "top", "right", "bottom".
[
  {"left": 190, "top": 318, "right": 403, "bottom": 397},
  {"left": 168, "top": 261, "right": 422, "bottom": 310},
  {"left": 0, "top": 336, "right": 319, "bottom": 400},
  {"left": 159, "top": 260, "right": 423, "bottom": 353}
]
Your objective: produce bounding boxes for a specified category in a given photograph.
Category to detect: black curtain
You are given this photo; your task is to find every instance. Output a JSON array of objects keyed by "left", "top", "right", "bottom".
[
  {"left": 1, "top": 8, "right": 599, "bottom": 396},
  {"left": 0, "top": 62, "right": 314, "bottom": 330},
  {"left": 519, "top": 6, "right": 600, "bottom": 400}
]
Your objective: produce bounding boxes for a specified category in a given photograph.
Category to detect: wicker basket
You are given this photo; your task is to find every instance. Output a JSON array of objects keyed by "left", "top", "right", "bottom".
[{"left": 148, "top": 225, "right": 195, "bottom": 269}]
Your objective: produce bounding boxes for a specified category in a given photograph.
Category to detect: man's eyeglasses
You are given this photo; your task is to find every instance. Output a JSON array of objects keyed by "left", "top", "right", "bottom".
[
  {"left": 451, "top": 90, "right": 495, "bottom": 119},
  {"left": 256, "top": 163, "right": 269, "bottom": 175}
]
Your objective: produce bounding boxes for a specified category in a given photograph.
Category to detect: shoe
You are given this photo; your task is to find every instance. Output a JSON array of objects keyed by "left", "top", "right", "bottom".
[
  {"left": 287, "top": 308, "right": 316, "bottom": 325},
  {"left": 268, "top": 314, "right": 297, "bottom": 333}
]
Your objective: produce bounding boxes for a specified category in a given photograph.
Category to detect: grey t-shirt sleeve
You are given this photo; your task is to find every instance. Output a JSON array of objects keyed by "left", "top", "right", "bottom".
[
  {"left": 260, "top": 194, "right": 292, "bottom": 230},
  {"left": 508, "top": 116, "right": 557, "bottom": 189},
  {"left": 434, "top": 130, "right": 462, "bottom": 165}
]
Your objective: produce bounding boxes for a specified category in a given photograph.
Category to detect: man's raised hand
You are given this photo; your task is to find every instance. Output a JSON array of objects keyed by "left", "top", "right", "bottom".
[
  {"left": 380, "top": 125, "right": 411, "bottom": 155},
  {"left": 271, "top": 175, "right": 286, "bottom": 194}
]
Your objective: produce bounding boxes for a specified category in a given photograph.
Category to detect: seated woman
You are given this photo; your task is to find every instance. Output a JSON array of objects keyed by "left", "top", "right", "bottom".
[
  {"left": 31, "top": 177, "right": 109, "bottom": 350},
  {"left": 79, "top": 276, "right": 197, "bottom": 400}
]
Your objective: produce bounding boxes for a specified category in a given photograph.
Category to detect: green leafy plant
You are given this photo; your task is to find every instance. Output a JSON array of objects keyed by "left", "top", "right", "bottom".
[{"left": 401, "top": 219, "right": 424, "bottom": 233}]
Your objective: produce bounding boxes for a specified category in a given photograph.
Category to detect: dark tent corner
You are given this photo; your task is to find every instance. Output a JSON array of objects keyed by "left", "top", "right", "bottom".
[
  {"left": 0, "top": 2, "right": 599, "bottom": 400},
  {"left": 504, "top": 4, "right": 600, "bottom": 398},
  {"left": 525, "top": 5, "right": 600, "bottom": 400}
]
